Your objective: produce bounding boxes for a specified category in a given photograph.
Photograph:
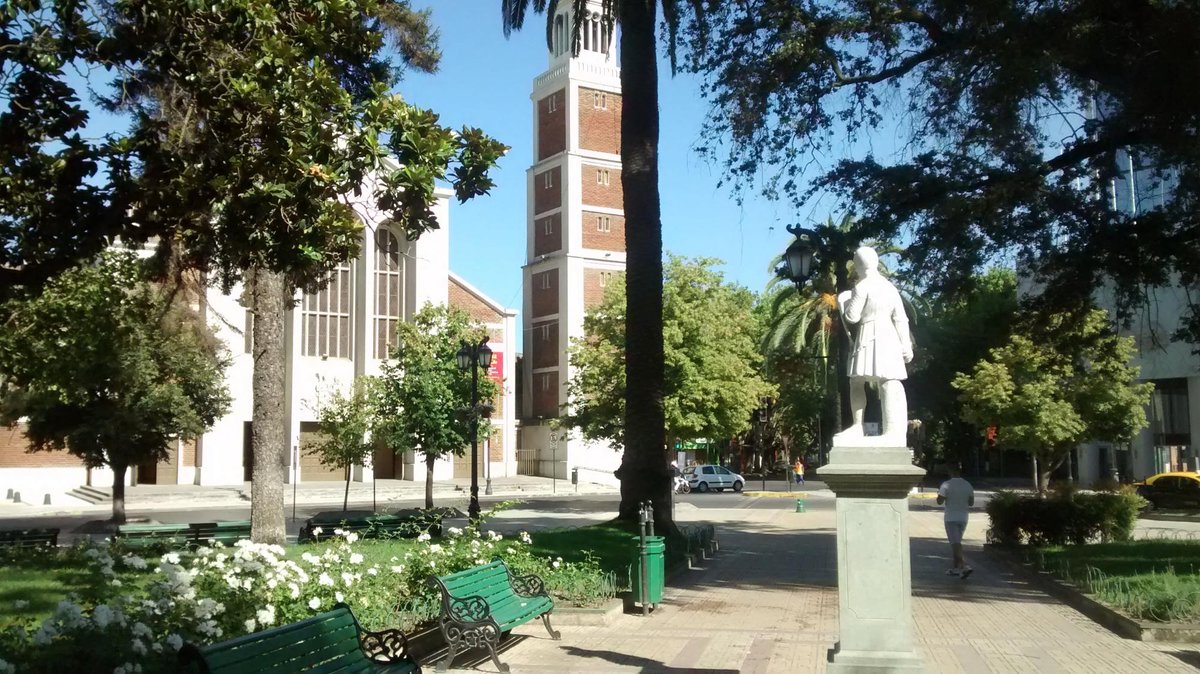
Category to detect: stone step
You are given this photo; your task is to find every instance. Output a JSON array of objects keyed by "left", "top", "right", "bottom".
[{"left": 67, "top": 485, "right": 110, "bottom": 505}]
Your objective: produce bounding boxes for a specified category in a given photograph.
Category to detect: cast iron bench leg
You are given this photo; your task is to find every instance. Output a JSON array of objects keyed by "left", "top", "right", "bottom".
[{"left": 541, "top": 612, "right": 561, "bottom": 640}]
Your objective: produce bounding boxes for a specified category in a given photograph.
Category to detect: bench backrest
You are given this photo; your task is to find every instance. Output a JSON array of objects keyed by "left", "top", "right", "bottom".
[
  {"left": 191, "top": 521, "right": 251, "bottom": 544},
  {"left": 0, "top": 528, "right": 59, "bottom": 548},
  {"left": 189, "top": 605, "right": 369, "bottom": 673},
  {"left": 438, "top": 560, "right": 513, "bottom": 603}
]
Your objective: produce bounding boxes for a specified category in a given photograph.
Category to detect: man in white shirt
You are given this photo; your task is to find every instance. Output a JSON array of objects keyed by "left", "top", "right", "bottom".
[{"left": 937, "top": 464, "right": 975, "bottom": 579}]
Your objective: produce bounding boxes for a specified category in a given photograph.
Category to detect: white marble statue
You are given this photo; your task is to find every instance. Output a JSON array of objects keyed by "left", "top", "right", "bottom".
[{"left": 834, "top": 246, "right": 914, "bottom": 445}]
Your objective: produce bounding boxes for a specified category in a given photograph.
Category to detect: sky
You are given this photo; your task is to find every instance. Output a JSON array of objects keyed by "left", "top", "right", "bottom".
[{"left": 400, "top": 2, "right": 806, "bottom": 337}]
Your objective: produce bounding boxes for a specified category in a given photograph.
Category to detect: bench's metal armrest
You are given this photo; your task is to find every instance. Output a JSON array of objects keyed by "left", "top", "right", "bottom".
[
  {"left": 509, "top": 572, "right": 548, "bottom": 598},
  {"left": 447, "top": 594, "right": 491, "bottom": 623},
  {"left": 360, "top": 627, "right": 413, "bottom": 665}
]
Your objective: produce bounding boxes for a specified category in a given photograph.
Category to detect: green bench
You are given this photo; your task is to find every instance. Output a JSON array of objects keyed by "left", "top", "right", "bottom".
[
  {"left": 117, "top": 520, "right": 251, "bottom": 549},
  {"left": 0, "top": 527, "right": 59, "bottom": 549},
  {"left": 299, "top": 511, "right": 443, "bottom": 543},
  {"left": 428, "top": 559, "right": 559, "bottom": 673},
  {"left": 178, "top": 602, "right": 419, "bottom": 673}
]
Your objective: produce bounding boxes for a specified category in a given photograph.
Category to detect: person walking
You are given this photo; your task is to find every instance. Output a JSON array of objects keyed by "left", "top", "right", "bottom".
[
  {"left": 793, "top": 458, "right": 805, "bottom": 485},
  {"left": 937, "top": 464, "right": 974, "bottom": 579}
]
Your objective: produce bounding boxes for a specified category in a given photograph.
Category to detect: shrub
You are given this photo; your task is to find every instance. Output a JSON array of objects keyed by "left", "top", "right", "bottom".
[{"left": 986, "top": 488, "right": 1146, "bottom": 546}]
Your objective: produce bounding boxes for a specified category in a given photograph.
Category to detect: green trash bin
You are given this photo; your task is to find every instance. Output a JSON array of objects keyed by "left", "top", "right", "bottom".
[{"left": 630, "top": 535, "right": 665, "bottom": 604}]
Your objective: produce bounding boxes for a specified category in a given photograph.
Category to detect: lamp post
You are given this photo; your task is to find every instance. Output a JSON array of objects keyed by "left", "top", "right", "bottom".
[
  {"left": 549, "top": 428, "right": 560, "bottom": 494},
  {"left": 457, "top": 337, "right": 493, "bottom": 522}
]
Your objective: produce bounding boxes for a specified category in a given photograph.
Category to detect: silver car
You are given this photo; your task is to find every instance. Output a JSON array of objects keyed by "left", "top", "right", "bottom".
[{"left": 683, "top": 464, "right": 745, "bottom": 493}]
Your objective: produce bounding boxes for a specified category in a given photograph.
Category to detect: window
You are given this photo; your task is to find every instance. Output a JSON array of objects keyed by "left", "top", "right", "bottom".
[
  {"left": 543, "top": 171, "right": 554, "bottom": 189},
  {"left": 597, "top": 215, "right": 611, "bottom": 232},
  {"left": 593, "top": 92, "right": 607, "bottom": 110},
  {"left": 540, "top": 324, "right": 551, "bottom": 341},
  {"left": 599, "top": 271, "right": 616, "bottom": 288},
  {"left": 553, "top": 15, "right": 566, "bottom": 56},
  {"left": 543, "top": 219, "right": 554, "bottom": 236},
  {"left": 547, "top": 93, "right": 557, "bottom": 113},
  {"left": 596, "top": 169, "right": 610, "bottom": 186},
  {"left": 541, "top": 375, "right": 551, "bottom": 392},
  {"left": 374, "top": 227, "right": 405, "bottom": 359},
  {"left": 702, "top": 466, "right": 715, "bottom": 475},
  {"left": 539, "top": 273, "right": 552, "bottom": 290},
  {"left": 302, "top": 261, "right": 354, "bottom": 358},
  {"left": 716, "top": 467, "right": 731, "bottom": 475}
]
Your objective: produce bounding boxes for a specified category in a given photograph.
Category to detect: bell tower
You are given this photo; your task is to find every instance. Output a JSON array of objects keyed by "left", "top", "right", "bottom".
[{"left": 521, "top": 0, "right": 625, "bottom": 482}]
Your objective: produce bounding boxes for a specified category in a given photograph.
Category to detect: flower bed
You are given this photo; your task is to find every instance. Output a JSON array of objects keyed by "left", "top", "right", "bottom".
[{"left": 0, "top": 521, "right": 614, "bottom": 674}]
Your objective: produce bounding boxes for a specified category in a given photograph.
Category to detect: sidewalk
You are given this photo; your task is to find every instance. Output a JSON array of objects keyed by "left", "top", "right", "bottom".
[{"left": 462, "top": 500, "right": 1199, "bottom": 673}]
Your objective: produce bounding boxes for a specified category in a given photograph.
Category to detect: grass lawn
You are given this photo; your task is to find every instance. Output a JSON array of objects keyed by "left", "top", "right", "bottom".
[
  {"left": 0, "top": 565, "right": 96, "bottom": 621},
  {"left": 1034, "top": 540, "right": 1200, "bottom": 622}
]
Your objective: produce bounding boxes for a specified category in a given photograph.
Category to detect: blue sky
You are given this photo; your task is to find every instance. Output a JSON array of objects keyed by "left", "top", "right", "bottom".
[{"left": 401, "top": 2, "right": 805, "bottom": 331}]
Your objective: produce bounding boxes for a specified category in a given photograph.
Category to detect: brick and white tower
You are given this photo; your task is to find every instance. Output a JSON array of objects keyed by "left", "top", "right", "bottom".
[{"left": 521, "top": 0, "right": 624, "bottom": 484}]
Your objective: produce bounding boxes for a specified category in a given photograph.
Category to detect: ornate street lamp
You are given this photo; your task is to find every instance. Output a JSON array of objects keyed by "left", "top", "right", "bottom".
[
  {"left": 779, "top": 225, "right": 822, "bottom": 289},
  {"left": 456, "top": 337, "right": 493, "bottom": 522}
]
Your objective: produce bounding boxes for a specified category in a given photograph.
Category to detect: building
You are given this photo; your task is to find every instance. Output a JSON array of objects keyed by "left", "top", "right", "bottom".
[
  {"left": 518, "top": 0, "right": 624, "bottom": 486},
  {"left": 0, "top": 185, "right": 519, "bottom": 502}
]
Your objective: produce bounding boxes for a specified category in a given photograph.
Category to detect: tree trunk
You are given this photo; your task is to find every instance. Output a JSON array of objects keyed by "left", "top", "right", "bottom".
[
  {"left": 424, "top": 453, "right": 435, "bottom": 510},
  {"left": 344, "top": 465, "right": 351, "bottom": 512},
  {"left": 833, "top": 259, "right": 852, "bottom": 434},
  {"left": 111, "top": 463, "right": 128, "bottom": 524},
  {"left": 613, "top": 0, "right": 673, "bottom": 535},
  {"left": 250, "top": 267, "right": 288, "bottom": 545}
]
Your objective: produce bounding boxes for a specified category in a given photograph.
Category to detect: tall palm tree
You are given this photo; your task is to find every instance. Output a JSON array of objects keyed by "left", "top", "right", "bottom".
[{"left": 502, "top": 1, "right": 706, "bottom": 531}]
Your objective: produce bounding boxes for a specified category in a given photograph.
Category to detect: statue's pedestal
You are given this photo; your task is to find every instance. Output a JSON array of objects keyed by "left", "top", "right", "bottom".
[{"left": 817, "top": 443, "right": 926, "bottom": 673}]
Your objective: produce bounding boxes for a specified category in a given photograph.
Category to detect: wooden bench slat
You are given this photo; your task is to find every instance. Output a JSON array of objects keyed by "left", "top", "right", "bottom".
[
  {"left": 202, "top": 612, "right": 359, "bottom": 670},
  {"left": 304, "top": 654, "right": 375, "bottom": 674},
  {"left": 208, "top": 628, "right": 360, "bottom": 673}
]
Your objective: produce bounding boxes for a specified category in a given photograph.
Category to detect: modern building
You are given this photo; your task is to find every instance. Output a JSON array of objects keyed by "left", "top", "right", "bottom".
[
  {"left": 0, "top": 185, "right": 519, "bottom": 503},
  {"left": 518, "top": 0, "right": 625, "bottom": 486}
]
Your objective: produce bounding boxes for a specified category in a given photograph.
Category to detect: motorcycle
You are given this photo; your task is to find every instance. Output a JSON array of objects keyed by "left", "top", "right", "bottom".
[{"left": 673, "top": 475, "right": 691, "bottom": 494}]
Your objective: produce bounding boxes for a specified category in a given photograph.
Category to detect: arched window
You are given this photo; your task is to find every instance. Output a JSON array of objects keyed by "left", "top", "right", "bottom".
[
  {"left": 302, "top": 261, "right": 354, "bottom": 359},
  {"left": 374, "top": 227, "right": 406, "bottom": 359},
  {"left": 553, "top": 14, "right": 566, "bottom": 56}
]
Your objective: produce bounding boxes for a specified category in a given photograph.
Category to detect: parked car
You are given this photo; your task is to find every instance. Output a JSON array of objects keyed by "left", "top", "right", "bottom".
[
  {"left": 683, "top": 464, "right": 745, "bottom": 493},
  {"left": 1134, "top": 471, "right": 1200, "bottom": 510}
]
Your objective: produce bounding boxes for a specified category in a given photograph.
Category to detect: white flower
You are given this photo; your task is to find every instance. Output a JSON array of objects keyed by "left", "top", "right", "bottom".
[
  {"left": 416, "top": 533, "right": 432, "bottom": 543},
  {"left": 428, "top": 544, "right": 443, "bottom": 554},
  {"left": 131, "top": 639, "right": 147, "bottom": 655},
  {"left": 447, "top": 527, "right": 463, "bottom": 537},
  {"left": 309, "top": 597, "right": 322, "bottom": 610},
  {"left": 341, "top": 572, "right": 355, "bottom": 587},
  {"left": 552, "top": 560, "right": 561, "bottom": 569},
  {"left": 110, "top": 579, "right": 122, "bottom": 587},
  {"left": 289, "top": 583, "right": 301, "bottom": 598},
  {"left": 161, "top": 552, "right": 181, "bottom": 565},
  {"left": 335, "top": 591, "right": 345, "bottom": 603},
  {"left": 122, "top": 555, "right": 148, "bottom": 570},
  {"left": 312, "top": 526, "right": 324, "bottom": 536},
  {"left": 257, "top": 605, "right": 276, "bottom": 627},
  {"left": 318, "top": 573, "right": 334, "bottom": 587},
  {"left": 367, "top": 567, "right": 378, "bottom": 576},
  {"left": 93, "top": 604, "right": 114, "bottom": 629},
  {"left": 166, "top": 634, "right": 184, "bottom": 651},
  {"left": 244, "top": 618, "right": 257, "bottom": 633},
  {"left": 390, "top": 565, "right": 404, "bottom": 573},
  {"left": 32, "top": 628, "right": 53, "bottom": 646},
  {"left": 12, "top": 600, "right": 29, "bottom": 610},
  {"left": 132, "top": 622, "right": 152, "bottom": 638},
  {"left": 519, "top": 531, "right": 532, "bottom": 545},
  {"left": 0, "top": 658, "right": 15, "bottom": 674},
  {"left": 344, "top": 532, "right": 359, "bottom": 544}
]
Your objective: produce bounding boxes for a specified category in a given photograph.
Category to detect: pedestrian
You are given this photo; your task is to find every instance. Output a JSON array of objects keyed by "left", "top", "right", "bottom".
[
  {"left": 937, "top": 464, "right": 974, "bottom": 579},
  {"left": 793, "top": 458, "right": 805, "bottom": 485}
]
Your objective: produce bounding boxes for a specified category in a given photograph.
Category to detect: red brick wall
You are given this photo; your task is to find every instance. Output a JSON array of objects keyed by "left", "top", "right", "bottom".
[
  {"left": 581, "top": 210, "right": 625, "bottom": 252},
  {"left": 578, "top": 87, "right": 621, "bottom": 155},
  {"left": 537, "top": 89, "right": 566, "bottom": 160},
  {"left": 448, "top": 277, "right": 504, "bottom": 324},
  {"left": 531, "top": 269, "right": 559, "bottom": 318},
  {"left": 532, "top": 371, "right": 560, "bottom": 418},
  {"left": 0, "top": 424, "right": 84, "bottom": 467},
  {"left": 488, "top": 429, "right": 503, "bottom": 462},
  {"left": 581, "top": 164, "right": 622, "bottom": 209},
  {"left": 533, "top": 213, "right": 562, "bottom": 257},
  {"left": 583, "top": 268, "right": 623, "bottom": 309},
  {"left": 531, "top": 320, "right": 559, "bottom": 369},
  {"left": 534, "top": 166, "right": 562, "bottom": 215}
]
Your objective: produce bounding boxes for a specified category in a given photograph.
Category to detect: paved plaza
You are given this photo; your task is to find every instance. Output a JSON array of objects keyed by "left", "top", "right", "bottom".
[{"left": 463, "top": 495, "right": 1200, "bottom": 673}]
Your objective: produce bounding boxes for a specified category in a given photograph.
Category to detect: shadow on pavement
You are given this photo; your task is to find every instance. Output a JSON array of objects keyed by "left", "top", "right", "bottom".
[{"left": 559, "top": 645, "right": 740, "bottom": 673}]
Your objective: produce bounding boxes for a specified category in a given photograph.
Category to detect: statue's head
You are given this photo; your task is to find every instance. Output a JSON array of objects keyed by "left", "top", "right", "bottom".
[{"left": 853, "top": 246, "right": 879, "bottom": 278}]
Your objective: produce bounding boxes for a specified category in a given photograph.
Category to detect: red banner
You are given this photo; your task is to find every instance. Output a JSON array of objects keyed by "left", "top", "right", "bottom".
[{"left": 488, "top": 350, "right": 504, "bottom": 384}]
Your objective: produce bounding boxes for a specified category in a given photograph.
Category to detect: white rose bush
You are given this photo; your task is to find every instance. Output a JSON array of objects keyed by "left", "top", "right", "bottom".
[{"left": 0, "top": 516, "right": 615, "bottom": 673}]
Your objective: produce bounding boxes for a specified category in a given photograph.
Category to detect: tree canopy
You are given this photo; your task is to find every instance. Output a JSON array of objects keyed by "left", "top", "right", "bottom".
[
  {"left": 953, "top": 308, "right": 1153, "bottom": 492},
  {"left": 0, "top": 253, "right": 230, "bottom": 522},
  {"left": 376, "top": 304, "right": 499, "bottom": 509},
  {"left": 566, "top": 255, "right": 773, "bottom": 450},
  {"left": 685, "top": 1, "right": 1200, "bottom": 344}
]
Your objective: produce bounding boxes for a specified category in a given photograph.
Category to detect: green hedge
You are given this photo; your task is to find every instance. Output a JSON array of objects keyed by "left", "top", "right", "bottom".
[{"left": 986, "top": 488, "right": 1146, "bottom": 546}]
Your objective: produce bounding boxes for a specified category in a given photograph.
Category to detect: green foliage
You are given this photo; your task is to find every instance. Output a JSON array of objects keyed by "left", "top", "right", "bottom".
[
  {"left": 0, "top": 253, "right": 231, "bottom": 520},
  {"left": 986, "top": 488, "right": 1146, "bottom": 547},
  {"left": 375, "top": 304, "right": 499, "bottom": 506},
  {"left": 305, "top": 376, "right": 381, "bottom": 511},
  {"left": 566, "top": 255, "right": 773, "bottom": 449},
  {"left": 685, "top": 1, "right": 1200, "bottom": 347},
  {"left": 953, "top": 308, "right": 1153, "bottom": 489}
]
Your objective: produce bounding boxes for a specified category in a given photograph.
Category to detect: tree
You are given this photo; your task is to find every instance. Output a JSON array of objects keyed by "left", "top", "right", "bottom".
[
  {"left": 502, "top": 0, "right": 713, "bottom": 532},
  {"left": 953, "top": 309, "right": 1153, "bottom": 493},
  {"left": 305, "top": 377, "right": 380, "bottom": 512},
  {"left": 686, "top": 1, "right": 1200, "bottom": 348},
  {"left": 376, "top": 304, "right": 499, "bottom": 509},
  {"left": 907, "top": 268, "right": 1018, "bottom": 468},
  {"left": 566, "top": 256, "right": 773, "bottom": 458},
  {"left": 94, "top": 0, "right": 505, "bottom": 544},
  {"left": 0, "top": 253, "right": 230, "bottom": 523}
]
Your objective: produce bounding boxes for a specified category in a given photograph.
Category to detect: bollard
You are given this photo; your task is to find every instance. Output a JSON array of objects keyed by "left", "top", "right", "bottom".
[
  {"left": 43, "top": 493, "right": 51, "bottom": 505},
  {"left": 639, "top": 502, "right": 650, "bottom": 617},
  {"left": 795, "top": 498, "right": 806, "bottom": 513},
  {"left": 5, "top": 488, "right": 11, "bottom": 500},
  {"left": 12, "top": 491, "right": 19, "bottom": 503}
]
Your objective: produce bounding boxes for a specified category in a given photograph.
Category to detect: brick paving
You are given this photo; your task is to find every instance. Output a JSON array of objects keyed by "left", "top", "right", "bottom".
[{"left": 454, "top": 497, "right": 1200, "bottom": 673}]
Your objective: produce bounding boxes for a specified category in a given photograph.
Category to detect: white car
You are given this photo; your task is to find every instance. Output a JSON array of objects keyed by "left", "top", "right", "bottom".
[{"left": 683, "top": 464, "right": 745, "bottom": 493}]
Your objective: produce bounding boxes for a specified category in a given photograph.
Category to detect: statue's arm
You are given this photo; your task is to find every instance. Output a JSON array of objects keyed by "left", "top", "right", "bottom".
[
  {"left": 892, "top": 297, "right": 913, "bottom": 361},
  {"left": 840, "top": 285, "right": 865, "bottom": 323}
]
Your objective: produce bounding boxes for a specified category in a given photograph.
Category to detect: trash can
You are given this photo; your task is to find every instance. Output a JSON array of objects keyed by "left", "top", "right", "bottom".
[
  {"left": 571, "top": 467, "right": 579, "bottom": 485},
  {"left": 630, "top": 535, "right": 665, "bottom": 604}
]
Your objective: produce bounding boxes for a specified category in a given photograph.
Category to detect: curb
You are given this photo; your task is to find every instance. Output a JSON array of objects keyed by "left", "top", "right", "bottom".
[
  {"left": 742, "top": 491, "right": 806, "bottom": 499},
  {"left": 985, "top": 545, "right": 1200, "bottom": 643}
]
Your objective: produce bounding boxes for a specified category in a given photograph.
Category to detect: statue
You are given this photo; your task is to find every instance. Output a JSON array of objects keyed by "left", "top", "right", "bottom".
[{"left": 834, "top": 246, "right": 913, "bottom": 445}]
